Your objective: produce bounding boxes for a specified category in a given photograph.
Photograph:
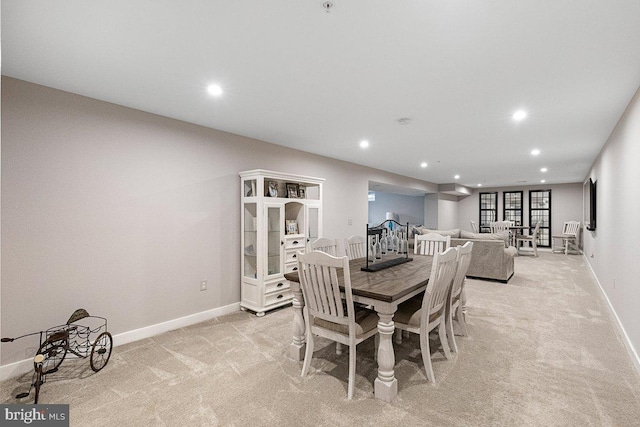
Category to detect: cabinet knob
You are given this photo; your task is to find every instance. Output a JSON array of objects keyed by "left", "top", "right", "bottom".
[
  {"left": 292, "top": 267, "right": 298, "bottom": 271},
  {"left": 292, "top": 254, "right": 297, "bottom": 258},
  {"left": 293, "top": 240, "right": 299, "bottom": 245},
  {"left": 281, "top": 241, "right": 284, "bottom": 245},
  {"left": 277, "top": 294, "right": 283, "bottom": 299},
  {"left": 277, "top": 282, "right": 284, "bottom": 288}
]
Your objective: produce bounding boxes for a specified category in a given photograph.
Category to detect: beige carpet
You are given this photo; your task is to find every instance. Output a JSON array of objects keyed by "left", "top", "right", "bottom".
[{"left": 2, "top": 253, "right": 640, "bottom": 426}]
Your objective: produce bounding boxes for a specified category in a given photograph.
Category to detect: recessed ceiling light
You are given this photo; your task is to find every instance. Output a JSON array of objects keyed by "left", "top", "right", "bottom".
[
  {"left": 454, "top": 175, "right": 460, "bottom": 180},
  {"left": 207, "top": 84, "right": 223, "bottom": 96},
  {"left": 420, "top": 162, "right": 427, "bottom": 168},
  {"left": 540, "top": 167, "right": 548, "bottom": 172},
  {"left": 360, "top": 140, "right": 370, "bottom": 148},
  {"left": 541, "top": 179, "right": 546, "bottom": 183},
  {"left": 513, "top": 110, "right": 527, "bottom": 121},
  {"left": 531, "top": 149, "right": 541, "bottom": 156},
  {"left": 477, "top": 184, "right": 482, "bottom": 187}
]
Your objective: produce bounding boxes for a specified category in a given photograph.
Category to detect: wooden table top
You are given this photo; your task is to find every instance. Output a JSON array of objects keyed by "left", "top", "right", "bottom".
[
  {"left": 480, "top": 225, "right": 529, "bottom": 230},
  {"left": 284, "top": 255, "right": 433, "bottom": 303}
]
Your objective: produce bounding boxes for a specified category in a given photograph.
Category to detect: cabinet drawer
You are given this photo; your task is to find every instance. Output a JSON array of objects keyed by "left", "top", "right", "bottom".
[
  {"left": 285, "top": 238, "right": 305, "bottom": 249},
  {"left": 285, "top": 263, "right": 299, "bottom": 273},
  {"left": 265, "top": 279, "right": 290, "bottom": 294},
  {"left": 285, "top": 250, "right": 304, "bottom": 263},
  {"left": 265, "top": 290, "right": 292, "bottom": 307}
]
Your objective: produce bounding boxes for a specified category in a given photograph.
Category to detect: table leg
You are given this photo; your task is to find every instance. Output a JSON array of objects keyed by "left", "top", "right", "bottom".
[
  {"left": 374, "top": 310, "right": 398, "bottom": 402},
  {"left": 290, "top": 284, "right": 306, "bottom": 361}
]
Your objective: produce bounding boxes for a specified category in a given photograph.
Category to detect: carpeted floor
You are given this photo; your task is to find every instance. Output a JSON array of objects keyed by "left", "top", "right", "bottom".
[{"left": 2, "top": 253, "right": 640, "bottom": 426}]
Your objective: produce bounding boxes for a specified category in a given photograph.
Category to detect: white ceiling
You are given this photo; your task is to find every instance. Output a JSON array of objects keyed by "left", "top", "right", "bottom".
[{"left": 3, "top": 1, "right": 640, "bottom": 188}]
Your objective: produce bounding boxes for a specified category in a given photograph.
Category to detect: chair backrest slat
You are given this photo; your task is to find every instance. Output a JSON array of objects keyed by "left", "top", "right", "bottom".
[
  {"left": 563, "top": 221, "right": 580, "bottom": 237},
  {"left": 490, "top": 221, "right": 510, "bottom": 233},
  {"left": 298, "top": 251, "right": 351, "bottom": 323},
  {"left": 422, "top": 247, "right": 458, "bottom": 323},
  {"left": 451, "top": 242, "right": 474, "bottom": 301},
  {"left": 532, "top": 221, "right": 541, "bottom": 236},
  {"left": 414, "top": 233, "right": 451, "bottom": 255},
  {"left": 345, "top": 236, "right": 366, "bottom": 260},
  {"left": 310, "top": 238, "right": 338, "bottom": 256}
]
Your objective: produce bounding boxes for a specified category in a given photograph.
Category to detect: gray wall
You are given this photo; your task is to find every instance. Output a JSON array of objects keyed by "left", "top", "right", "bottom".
[
  {"left": 4, "top": 76, "right": 637, "bottom": 372},
  {"left": 367, "top": 191, "right": 425, "bottom": 226},
  {"left": 456, "top": 183, "right": 583, "bottom": 236},
  {"left": 424, "top": 194, "right": 439, "bottom": 229},
  {"left": 0, "top": 77, "right": 438, "bottom": 365},
  {"left": 583, "top": 86, "right": 640, "bottom": 367},
  {"left": 437, "top": 194, "right": 459, "bottom": 230}
]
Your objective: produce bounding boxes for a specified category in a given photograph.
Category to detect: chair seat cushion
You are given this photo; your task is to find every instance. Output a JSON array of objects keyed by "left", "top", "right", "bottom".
[
  {"left": 395, "top": 295, "right": 442, "bottom": 327},
  {"left": 516, "top": 235, "right": 534, "bottom": 241},
  {"left": 314, "top": 308, "right": 379, "bottom": 338},
  {"left": 552, "top": 234, "right": 577, "bottom": 239},
  {"left": 452, "top": 292, "right": 461, "bottom": 306}
]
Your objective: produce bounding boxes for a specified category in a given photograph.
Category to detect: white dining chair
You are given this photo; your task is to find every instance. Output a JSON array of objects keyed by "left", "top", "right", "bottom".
[
  {"left": 344, "top": 235, "right": 366, "bottom": 260},
  {"left": 490, "top": 221, "right": 510, "bottom": 233},
  {"left": 309, "top": 237, "right": 338, "bottom": 256},
  {"left": 446, "top": 242, "right": 474, "bottom": 353},
  {"left": 470, "top": 220, "right": 479, "bottom": 234},
  {"left": 414, "top": 233, "right": 451, "bottom": 255},
  {"left": 297, "top": 251, "right": 379, "bottom": 400},
  {"left": 491, "top": 220, "right": 514, "bottom": 245},
  {"left": 516, "top": 221, "right": 541, "bottom": 257},
  {"left": 394, "top": 246, "right": 459, "bottom": 382},
  {"left": 552, "top": 221, "right": 581, "bottom": 255}
]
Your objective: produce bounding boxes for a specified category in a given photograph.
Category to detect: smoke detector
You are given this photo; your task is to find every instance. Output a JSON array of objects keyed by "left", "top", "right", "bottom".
[{"left": 322, "top": 1, "right": 334, "bottom": 12}]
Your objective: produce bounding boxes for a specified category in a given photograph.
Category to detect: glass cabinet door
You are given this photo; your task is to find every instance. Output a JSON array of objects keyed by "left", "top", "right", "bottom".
[
  {"left": 243, "top": 203, "right": 257, "bottom": 279},
  {"left": 266, "top": 204, "right": 283, "bottom": 277},
  {"left": 307, "top": 206, "right": 320, "bottom": 243}
]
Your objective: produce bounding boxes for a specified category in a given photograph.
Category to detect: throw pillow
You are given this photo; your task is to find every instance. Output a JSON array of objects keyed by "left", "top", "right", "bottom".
[
  {"left": 417, "top": 228, "right": 461, "bottom": 238},
  {"left": 460, "top": 230, "right": 509, "bottom": 247}
]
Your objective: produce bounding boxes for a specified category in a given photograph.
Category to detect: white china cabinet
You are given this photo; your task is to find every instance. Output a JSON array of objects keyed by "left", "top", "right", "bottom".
[{"left": 240, "top": 170, "right": 324, "bottom": 316}]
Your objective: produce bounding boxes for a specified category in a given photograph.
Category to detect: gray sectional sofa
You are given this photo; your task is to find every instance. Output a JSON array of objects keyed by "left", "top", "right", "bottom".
[{"left": 413, "top": 228, "right": 517, "bottom": 283}]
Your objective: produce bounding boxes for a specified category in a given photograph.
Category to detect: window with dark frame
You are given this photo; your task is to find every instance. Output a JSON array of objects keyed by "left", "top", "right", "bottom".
[
  {"left": 529, "top": 189, "right": 551, "bottom": 247},
  {"left": 503, "top": 191, "right": 523, "bottom": 226},
  {"left": 479, "top": 192, "right": 498, "bottom": 232}
]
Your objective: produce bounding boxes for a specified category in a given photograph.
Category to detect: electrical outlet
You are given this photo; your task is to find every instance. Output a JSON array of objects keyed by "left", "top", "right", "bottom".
[
  {"left": 348, "top": 218, "right": 353, "bottom": 226},
  {"left": 613, "top": 278, "right": 616, "bottom": 289},
  {"left": 200, "top": 281, "right": 207, "bottom": 291}
]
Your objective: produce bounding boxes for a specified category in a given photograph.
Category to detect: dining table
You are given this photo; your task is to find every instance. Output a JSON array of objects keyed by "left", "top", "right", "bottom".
[
  {"left": 480, "top": 224, "right": 530, "bottom": 246},
  {"left": 284, "top": 254, "right": 433, "bottom": 402}
]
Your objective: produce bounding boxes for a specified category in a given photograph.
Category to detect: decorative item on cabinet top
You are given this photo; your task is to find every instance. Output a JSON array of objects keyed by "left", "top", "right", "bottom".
[
  {"left": 286, "top": 220, "right": 299, "bottom": 235},
  {"left": 267, "top": 181, "right": 278, "bottom": 197},
  {"left": 286, "top": 183, "right": 300, "bottom": 198}
]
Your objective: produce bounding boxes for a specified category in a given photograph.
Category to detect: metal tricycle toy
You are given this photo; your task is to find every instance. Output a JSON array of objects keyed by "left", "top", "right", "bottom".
[{"left": 1, "top": 309, "right": 113, "bottom": 403}]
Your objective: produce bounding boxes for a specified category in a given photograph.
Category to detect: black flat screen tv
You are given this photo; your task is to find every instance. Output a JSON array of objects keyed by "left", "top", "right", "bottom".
[{"left": 584, "top": 178, "right": 596, "bottom": 231}]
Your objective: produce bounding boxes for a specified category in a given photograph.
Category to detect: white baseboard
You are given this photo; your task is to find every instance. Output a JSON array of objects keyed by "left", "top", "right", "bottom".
[
  {"left": 0, "top": 302, "right": 241, "bottom": 382},
  {"left": 583, "top": 255, "right": 640, "bottom": 376}
]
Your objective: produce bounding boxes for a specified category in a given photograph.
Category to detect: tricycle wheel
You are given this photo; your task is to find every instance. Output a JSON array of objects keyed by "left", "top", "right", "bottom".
[
  {"left": 90, "top": 332, "right": 112, "bottom": 372},
  {"left": 36, "top": 341, "right": 67, "bottom": 375}
]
